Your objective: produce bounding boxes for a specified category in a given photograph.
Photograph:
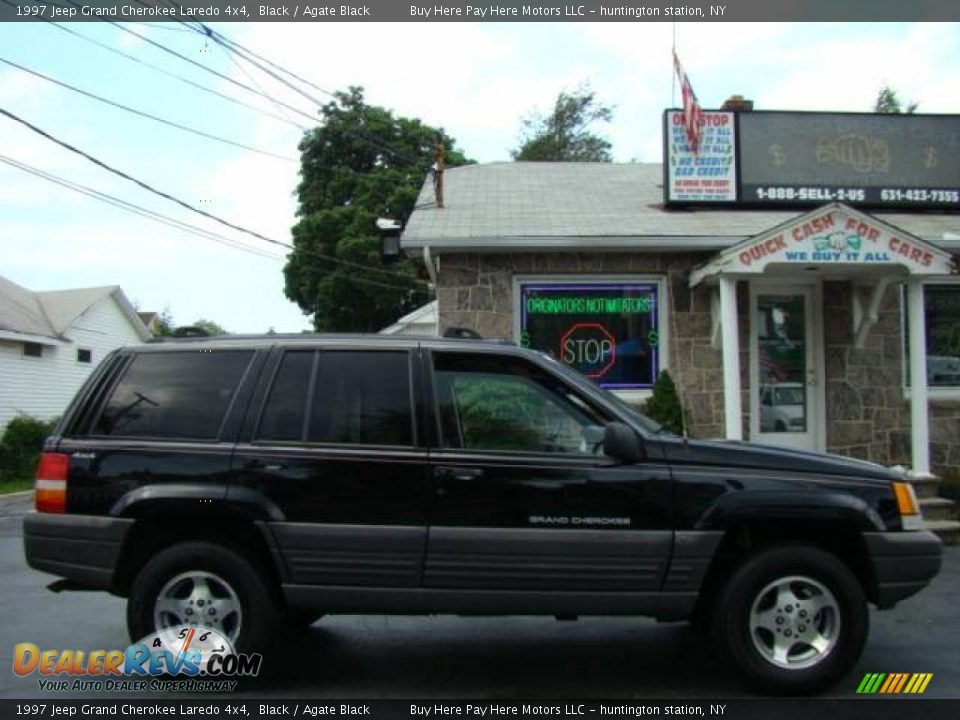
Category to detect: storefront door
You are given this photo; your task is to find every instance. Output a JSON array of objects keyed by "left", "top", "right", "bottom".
[{"left": 749, "top": 284, "right": 824, "bottom": 451}]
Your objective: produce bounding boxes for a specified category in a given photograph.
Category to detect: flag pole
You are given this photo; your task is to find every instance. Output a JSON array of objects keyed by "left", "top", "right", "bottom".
[{"left": 671, "top": 22, "right": 677, "bottom": 108}]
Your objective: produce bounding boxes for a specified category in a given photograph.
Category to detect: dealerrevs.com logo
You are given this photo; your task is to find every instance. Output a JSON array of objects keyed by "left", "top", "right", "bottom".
[{"left": 13, "top": 626, "right": 262, "bottom": 693}]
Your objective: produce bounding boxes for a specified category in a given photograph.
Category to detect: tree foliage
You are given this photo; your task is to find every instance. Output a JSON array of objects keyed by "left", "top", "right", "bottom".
[
  {"left": 644, "top": 370, "right": 685, "bottom": 436},
  {"left": 512, "top": 83, "right": 614, "bottom": 162},
  {"left": 190, "top": 318, "right": 227, "bottom": 336},
  {"left": 151, "top": 308, "right": 227, "bottom": 337},
  {"left": 874, "top": 85, "right": 918, "bottom": 114},
  {"left": 0, "top": 414, "right": 57, "bottom": 483},
  {"left": 285, "top": 87, "right": 471, "bottom": 332}
]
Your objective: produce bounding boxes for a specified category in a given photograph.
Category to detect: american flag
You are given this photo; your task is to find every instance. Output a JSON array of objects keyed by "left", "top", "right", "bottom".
[{"left": 673, "top": 51, "right": 703, "bottom": 154}]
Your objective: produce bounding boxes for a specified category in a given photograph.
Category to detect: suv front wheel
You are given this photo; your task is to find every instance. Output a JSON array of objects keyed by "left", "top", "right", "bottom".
[
  {"left": 127, "top": 542, "right": 281, "bottom": 653},
  {"left": 712, "top": 545, "right": 868, "bottom": 693}
]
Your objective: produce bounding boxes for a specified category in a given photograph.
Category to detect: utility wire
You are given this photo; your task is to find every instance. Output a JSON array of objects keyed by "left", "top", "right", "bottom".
[
  {"left": 213, "top": 35, "right": 303, "bottom": 131},
  {"left": 92, "top": 16, "right": 322, "bottom": 125},
  {"left": 192, "top": 22, "right": 338, "bottom": 102},
  {"left": 0, "top": 1, "right": 308, "bottom": 131},
  {"left": 0, "top": 154, "right": 427, "bottom": 293},
  {"left": 0, "top": 153, "right": 284, "bottom": 261},
  {"left": 0, "top": 57, "right": 296, "bottom": 162},
  {"left": 0, "top": 104, "right": 288, "bottom": 250},
  {"left": 172, "top": 13, "right": 423, "bottom": 166},
  {"left": 0, "top": 107, "right": 427, "bottom": 289}
]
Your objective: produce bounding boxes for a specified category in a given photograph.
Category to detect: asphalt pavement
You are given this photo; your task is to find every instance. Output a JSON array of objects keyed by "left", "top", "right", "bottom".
[{"left": 1, "top": 496, "right": 957, "bottom": 699}]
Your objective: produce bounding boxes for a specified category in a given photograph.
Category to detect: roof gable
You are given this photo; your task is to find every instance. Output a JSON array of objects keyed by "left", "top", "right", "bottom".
[
  {"left": 36, "top": 286, "right": 118, "bottom": 335},
  {"left": 0, "top": 276, "right": 150, "bottom": 341},
  {"left": 0, "top": 276, "right": 54, "bottom": 338}
]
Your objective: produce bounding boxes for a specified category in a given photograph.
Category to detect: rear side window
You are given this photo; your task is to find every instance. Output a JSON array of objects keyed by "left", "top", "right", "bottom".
[
  {"left": 258, "top": 351, "right": 315, "bottom": 441},
  {"left": 94, "top": 351, "right": 253, "bottom": 439},
  {"left": 308, "top": 351, "right": 413, "bottom": 446}
]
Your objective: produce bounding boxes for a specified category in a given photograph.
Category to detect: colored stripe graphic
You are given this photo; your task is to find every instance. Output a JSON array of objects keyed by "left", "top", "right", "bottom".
[{"left": 857, "top": 673, "right": 932, "bottom": 694}]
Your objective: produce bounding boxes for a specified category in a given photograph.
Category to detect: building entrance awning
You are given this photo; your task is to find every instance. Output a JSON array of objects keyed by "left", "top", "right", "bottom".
[
  {"left": 691, "top": 203, "right": 955, "bottom": 479},
  {"left": 689, "top": 202, "right": 954, "bottom": 287}
]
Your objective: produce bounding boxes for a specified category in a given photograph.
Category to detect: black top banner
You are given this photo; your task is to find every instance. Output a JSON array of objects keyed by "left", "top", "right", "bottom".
[{"left": 2, "top": 0, "right": 960, "bottom": 22}]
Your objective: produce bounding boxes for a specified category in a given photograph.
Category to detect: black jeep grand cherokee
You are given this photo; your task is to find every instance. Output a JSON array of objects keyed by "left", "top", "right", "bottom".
[{"left": 24, "top": 334, "right": 941, "bottom": 692}]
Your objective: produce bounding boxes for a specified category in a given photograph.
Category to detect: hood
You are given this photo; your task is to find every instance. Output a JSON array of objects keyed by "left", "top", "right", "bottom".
[{"left": 656, "top": 436, "right": 902, "bottom": 483}]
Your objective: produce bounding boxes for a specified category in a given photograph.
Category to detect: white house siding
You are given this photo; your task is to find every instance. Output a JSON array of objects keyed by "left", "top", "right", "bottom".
[{"left": 0, "top": 294, "right": 143, "bottom": 432}]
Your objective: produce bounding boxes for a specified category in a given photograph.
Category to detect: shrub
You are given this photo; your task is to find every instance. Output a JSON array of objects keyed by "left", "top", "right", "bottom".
[
  {"left": 644, "top": 370, "right": 685, "bottom": 436},
  {"left": 0, "top": 414, "right": 58, "bottom": 482}
]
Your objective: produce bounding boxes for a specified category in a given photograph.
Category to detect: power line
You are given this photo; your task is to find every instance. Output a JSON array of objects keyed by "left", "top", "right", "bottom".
[
  {"left": 213, "top": 34, "right": 304, "bottom": 131},
  {"left": 90, "top": 14, "right": 323, "bottom": 126},
  {"left": 0, "top": 154, "right": 428, "bottom": 294},
  {"left": 0, "top": 107, "right": 427, "bottom": 289},
  {"left": 0, "top": 56, "right": 296, "bottom": 162},
  {"left": 171, "top": 13, "right": 424, "bottom": 166},
  {"left": 0, "top": 153, "right": 284, "bottom": 261},
  {"left": 0, "top": 104, "right": 290, "bottom": 249},
  {"left": 0, "top": 1, "right": 309, "bottom": 131},
  {"left": 182, "top": 16, "right": 337, "bottom": 100}
]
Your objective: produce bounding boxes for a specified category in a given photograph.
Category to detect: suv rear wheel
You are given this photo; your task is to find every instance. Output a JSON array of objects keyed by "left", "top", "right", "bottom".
[
  {"left": 712, "top": 545, "right": 868, "bottom": 693},
  {"left": 127, "top": 542, "right": 281, "bottom": 653}
]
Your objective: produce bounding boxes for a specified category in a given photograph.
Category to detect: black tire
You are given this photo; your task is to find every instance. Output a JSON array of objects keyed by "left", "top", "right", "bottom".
[
  {"left": 127, "top": 542, "right": 281, "bottom": 654},
  {"left": 711, "top": 545, "right": 868, "bottom": 694}
]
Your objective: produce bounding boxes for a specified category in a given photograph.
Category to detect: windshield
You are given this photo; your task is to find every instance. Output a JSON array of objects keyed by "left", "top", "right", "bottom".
[
  {"left": 537, "top": 351, "right": 667, "bottom": 435},
  {"left": 774, "top": 386, "right": 805, "bottom": 405}
]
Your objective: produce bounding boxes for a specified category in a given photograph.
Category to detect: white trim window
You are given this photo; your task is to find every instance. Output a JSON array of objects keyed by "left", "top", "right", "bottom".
[
  {"left": 903, "top": 279, "right": 960, "bottom": 399},
  {"left": 513, "top": 275, "right": 669, "bottom": 399}
]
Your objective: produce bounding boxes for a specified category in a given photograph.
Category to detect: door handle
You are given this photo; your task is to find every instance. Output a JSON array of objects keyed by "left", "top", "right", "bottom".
[
  {"left": 434, "top": 466, "right": 485, "bottom": 482},
  {"left": 246, "top": 459, "right": 287, "bottom": 472}
]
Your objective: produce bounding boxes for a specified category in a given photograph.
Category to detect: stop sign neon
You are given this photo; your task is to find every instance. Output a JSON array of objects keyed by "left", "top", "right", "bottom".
[{"left": 559, "top": 323, "right": 617, "bottom": 379}]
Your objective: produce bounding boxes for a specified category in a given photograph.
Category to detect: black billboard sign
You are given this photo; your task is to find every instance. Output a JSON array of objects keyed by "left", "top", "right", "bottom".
[{"left": 664, "top": 110, "right": 960, "bottom": 210}]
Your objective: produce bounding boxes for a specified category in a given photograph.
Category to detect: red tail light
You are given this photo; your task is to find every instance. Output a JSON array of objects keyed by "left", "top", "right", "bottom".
[{"left": 35, "top": 453, "right": 69, "bottom": 513}]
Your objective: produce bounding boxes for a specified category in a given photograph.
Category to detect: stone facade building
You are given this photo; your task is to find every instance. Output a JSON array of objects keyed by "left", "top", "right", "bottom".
[{"left": 400, "top": 163, "right": 960, "bottom": 480}]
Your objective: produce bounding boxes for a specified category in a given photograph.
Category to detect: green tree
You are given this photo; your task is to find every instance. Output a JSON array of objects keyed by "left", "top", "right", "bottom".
[
  {"left": 153, "top": 307, "right": 175, "bottom": 337},
  {"left": 874, "top": 85, "right": 918, "bottom": 114},
  {"left": 285, "top": 87, "right": 471, "bottom": 332},
  {"left": 152, "top": 308, "right": 228, "bottom": 337},
  {"left": 192, "top": 318, "right": 228, "bottom": 336},
  {"left": 644, "top": 370, "right": 685, "bottom": 436},
  {"left": 512, "top": 83, "right": 614, "bottom": 162}
]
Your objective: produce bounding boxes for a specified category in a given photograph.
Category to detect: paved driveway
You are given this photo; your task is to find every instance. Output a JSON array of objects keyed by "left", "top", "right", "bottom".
[{"left": 2, "top": 497, "right": 957, "bottom": 699}]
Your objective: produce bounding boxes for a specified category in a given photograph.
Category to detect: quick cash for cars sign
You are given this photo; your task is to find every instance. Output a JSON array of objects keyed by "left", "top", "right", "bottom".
[
  {"left": 689, "top": 202, "right": 956, "bottom": 286},
  {"left": 518, "top": 283, "right": 662, "bottom": 390}
]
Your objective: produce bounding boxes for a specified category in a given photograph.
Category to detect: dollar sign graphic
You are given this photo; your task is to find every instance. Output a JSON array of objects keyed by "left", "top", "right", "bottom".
[
  {"left": 924, "top": 147, "right": 937, "bottom": 169},
  {"left": 769, "top": 145, "right": 786, "bottom": 166}
]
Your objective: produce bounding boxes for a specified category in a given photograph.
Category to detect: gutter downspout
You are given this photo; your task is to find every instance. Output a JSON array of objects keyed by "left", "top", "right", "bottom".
[{"left": 423, "top": 245, "right": 440, "bottom": 336}]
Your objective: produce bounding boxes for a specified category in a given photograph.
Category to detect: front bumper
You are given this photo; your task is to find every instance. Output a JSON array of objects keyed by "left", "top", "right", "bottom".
[
  {"left": 23, "top": 512, "right": 134, "bottom": 591},
  {"left": 863, "top": 530, "right": 942, "bottom": 608}
]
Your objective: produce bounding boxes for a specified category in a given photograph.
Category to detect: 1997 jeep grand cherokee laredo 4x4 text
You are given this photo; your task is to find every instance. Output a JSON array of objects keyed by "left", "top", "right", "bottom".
[{"left": 24, "top": 335, "right": 942, "bottom": 692}]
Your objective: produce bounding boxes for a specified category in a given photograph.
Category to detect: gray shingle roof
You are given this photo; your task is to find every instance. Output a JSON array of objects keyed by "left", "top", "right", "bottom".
[
  {"left": 401, "top": 162, "right": 960, "bottom": 250},
  {"left": 0, "top": 276, "right": 148, "bottom": 340}
]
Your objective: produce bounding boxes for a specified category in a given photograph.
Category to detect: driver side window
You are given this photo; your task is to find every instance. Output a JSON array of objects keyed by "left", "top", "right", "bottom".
[{"left": 432, "top": 352, "right": 610, "bottom": 455}]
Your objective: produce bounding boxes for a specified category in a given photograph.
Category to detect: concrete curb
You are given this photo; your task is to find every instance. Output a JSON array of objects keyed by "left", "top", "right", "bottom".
[{"left": 0, "top": 490, "right": 33, "bottom": 507}]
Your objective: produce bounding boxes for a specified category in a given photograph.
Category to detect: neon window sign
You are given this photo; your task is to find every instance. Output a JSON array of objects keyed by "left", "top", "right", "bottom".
[{"left": 519, "top": 282, "right": 661, "bottom": 390}]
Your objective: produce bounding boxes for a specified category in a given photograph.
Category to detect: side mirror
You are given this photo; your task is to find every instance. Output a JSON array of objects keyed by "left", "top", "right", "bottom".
[{"left": 603, "top": 422, "right": 644, "bottom": 464}]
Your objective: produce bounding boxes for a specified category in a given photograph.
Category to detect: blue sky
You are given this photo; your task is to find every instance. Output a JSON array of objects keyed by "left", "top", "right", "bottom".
[{"left": 1, "top": 21, "right": 958, "bottom": 332}]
